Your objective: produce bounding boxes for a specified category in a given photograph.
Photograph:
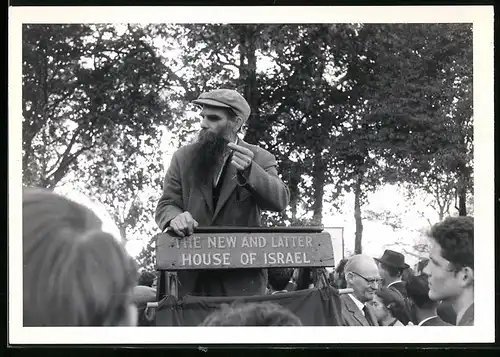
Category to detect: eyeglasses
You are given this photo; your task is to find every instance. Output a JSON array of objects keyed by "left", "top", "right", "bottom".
[{"left": 350, "top": 271, "right": 382, "bottom": 285}]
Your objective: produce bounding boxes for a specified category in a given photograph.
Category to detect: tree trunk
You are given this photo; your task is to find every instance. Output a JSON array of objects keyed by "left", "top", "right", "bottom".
[
  {"left": 238, "top": 25, "right": 261, "bottom": 145},
  {"left": 354, "top": 172, "right": 363, "bottom": 254},
  {"left": 289, "top": 175, "right": 299, "bottom": 223},
  {"left": 457, "top": 181, "right": 467, "bottom": 216},
  {"left": 456, "top": 161, "right": 470, "bottom": 216},
  {"left": 311, "top": 154, "right": 325, "bottom": 226}
]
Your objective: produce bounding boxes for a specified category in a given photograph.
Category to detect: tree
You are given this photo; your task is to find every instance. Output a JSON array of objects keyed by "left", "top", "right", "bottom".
[
  {"left": 22, "top": 24, "right": 172, "bottom": 190},
  {"left": 333, "top": 23, "right": 473, "bottom": 252}
]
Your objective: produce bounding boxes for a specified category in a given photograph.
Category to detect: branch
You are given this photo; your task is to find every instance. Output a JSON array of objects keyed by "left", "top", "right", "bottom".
[
  {"left": 45, "top": 143, "right": 96, "bottom": 189},
  {"left": 45, "top": 125, "right": 85, "bottom": 177}
]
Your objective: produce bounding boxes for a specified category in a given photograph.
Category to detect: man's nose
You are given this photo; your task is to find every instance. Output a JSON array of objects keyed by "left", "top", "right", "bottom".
[{"left": 201, "top": 116, "right": 209, "bottom": 129}]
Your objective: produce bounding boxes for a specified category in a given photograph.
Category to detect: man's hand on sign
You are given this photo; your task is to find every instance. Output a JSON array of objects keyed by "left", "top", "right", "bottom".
[
  {"left": 168, "top": 211, "right": 199, "bottom": 237},
  {"left": 228, "top": 142, "right": 254, "bottom": 171}
]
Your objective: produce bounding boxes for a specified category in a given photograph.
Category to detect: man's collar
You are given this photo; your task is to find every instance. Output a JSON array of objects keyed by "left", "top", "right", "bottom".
[
  {"left": 418, "top": 316, "right": 437, "bottom": 326},
  {"left": 348, "top": 293, "right": 366, "bottom": 312},
  {"left": 387, "top": 280, "right": 403, "bottom": 288}
]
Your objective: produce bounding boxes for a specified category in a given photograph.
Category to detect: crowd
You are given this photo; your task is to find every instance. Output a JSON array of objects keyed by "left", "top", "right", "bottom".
[
  {"left": 22, "top": 186, "right": 474, "bottom": 328},
  {"left": 21, "top": 88, "right": 474, "bottom": 328}
]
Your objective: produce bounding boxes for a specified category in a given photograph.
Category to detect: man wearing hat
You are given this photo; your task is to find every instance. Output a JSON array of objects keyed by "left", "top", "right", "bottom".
[
  {"left": 375, "top": 249, "right": 410, "bottom": 298},
  {"left": 155, "top": 88, "right": 290, "bottom": 297}
]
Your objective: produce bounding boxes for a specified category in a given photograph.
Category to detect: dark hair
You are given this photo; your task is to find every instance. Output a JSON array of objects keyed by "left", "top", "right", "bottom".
[
  {"left": 200, "top": 302, "right": 302, "bottom": 326},
  {"left": 416, "top": 259, "right": 430, "bottom": 275},
  {"left": 380, "top": 263, "right": 403, "bottom": 278},
  {"left": 268, "top": 268, "right": 293, "bottom": 291},
  {"left": 334, "top": 259, "right": 348, "bottom": 289},
  {"left": 375, "top": 287, "right": 412, "bottom": 325},
  {"left": 406, "top": 274, "right": 435, "bottom": 309},
  {"left": 401, "top": 267, "right": 414, "bottom": 283},
  {"left": 138, "top": 271, "right": 156, "bottom": 287},
  {"left": 429, "top": 216, "right": 474, "bottom": 271},
  {"left": 336, "top": 258, "right": 348, "bottom": 274},
  {"left": 23, "top": 187, "right": 138, "bottom": 326}
]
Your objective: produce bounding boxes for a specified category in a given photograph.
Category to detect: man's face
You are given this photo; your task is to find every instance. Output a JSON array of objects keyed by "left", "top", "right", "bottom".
[
  {"left": 367, "top": 294, "right": 389, "bottom": 323},
  {"left": 377, "top": 262, "right": 389, "bottom": 285},
  {"left": 424, "top": 240, "right": 463, "bottom": 302},
  {"left": 199, "top": 106, "right": 238, "bottom": 141},
  {"left": 347, "top": 263, "right": 382, "bottom": 303}
]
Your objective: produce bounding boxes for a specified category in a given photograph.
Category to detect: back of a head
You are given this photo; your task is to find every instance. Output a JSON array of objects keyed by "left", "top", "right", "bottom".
[
  {"left": 336, "top": 258, "right": 348, "bottom": 274},
  {"left": 376, "top": 287, "right": 411, "bottom": 325},
  {"left": 268, "top": 268, "right": 293, "bottom": 291},
  {"left": 200, "top": 302, "right": 302, "bottom": 326},
  {"left": 401, "top": 267, "right": 414, "bottom": 282},
  {"left": 429, "top": 216, "right": 474, "bottom": 271},
  {"left": 23, "top": 187, "right": 138, "bottom": 326},
  {"left": 406, "top": 274, "right": 435, "bottom": 309}
]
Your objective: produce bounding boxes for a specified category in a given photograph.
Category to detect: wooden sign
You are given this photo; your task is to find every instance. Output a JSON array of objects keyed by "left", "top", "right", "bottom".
[{"left": 155, "top": 230, "right": 334, "bottom": 270}]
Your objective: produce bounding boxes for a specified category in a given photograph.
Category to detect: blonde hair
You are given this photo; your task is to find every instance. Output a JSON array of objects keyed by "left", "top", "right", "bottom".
[{"left": 23, "top": 187, "right": 138, "bottom": 326}]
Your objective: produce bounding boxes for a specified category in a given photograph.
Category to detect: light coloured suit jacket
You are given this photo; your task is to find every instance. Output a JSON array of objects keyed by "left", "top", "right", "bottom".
[
  {"left": 340, "top": 294, "right": 379, "bottom": 326},
  {"left": 155, "top": 139, "right": 290, "bottom": 297}
]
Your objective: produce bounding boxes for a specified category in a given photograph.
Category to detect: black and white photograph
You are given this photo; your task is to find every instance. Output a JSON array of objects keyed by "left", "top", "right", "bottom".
[{"left": 8, "top": 5, "right": 494, "bottom": 345}]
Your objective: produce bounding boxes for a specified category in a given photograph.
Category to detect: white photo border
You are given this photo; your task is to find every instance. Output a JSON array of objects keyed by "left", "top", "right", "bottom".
[{"left": 8, "top": 5, "right": 495, "bottom": 344}]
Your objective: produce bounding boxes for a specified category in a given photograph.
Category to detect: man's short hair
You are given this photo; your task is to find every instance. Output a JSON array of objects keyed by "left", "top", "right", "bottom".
[
  {"left": 406, "top": 274, "right": 435, "bottom": 308},
  {"left": 429, "top": 216, "right": 474, "bottom": 271},
  {"left": 268, "top": 268, "right": 293, "bottom": 291},
  {"left": 200, "top": 302, "right": 302, "bottom": 326},
  {"left": 380, "top": 263, "right": 403, "bottom": 278}
]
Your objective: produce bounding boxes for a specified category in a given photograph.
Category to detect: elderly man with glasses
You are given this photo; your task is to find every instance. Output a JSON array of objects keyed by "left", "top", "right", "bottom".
[{"left": 340, "top": 254, "right": 382, "bottom": 326}]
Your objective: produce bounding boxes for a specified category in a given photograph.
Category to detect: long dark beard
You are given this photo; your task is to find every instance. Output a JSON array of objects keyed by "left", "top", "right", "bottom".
[{"left": 191, "top": 130, "right": 230, "bottom": 184}]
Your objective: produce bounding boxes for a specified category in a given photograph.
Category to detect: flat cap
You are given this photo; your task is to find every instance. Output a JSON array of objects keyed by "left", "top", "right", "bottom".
[{"left": 192, "top": 89, "right": 251, "bottom": 121}]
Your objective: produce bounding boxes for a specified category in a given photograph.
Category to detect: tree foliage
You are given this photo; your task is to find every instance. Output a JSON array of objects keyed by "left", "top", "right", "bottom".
[{"left": 22, "top": 23, "right": 473, "bottom": 268}]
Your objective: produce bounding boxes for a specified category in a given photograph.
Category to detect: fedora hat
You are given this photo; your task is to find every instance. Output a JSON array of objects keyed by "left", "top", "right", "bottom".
[{"left": 375, "top": 249, "right": 409, "bottom": 269}]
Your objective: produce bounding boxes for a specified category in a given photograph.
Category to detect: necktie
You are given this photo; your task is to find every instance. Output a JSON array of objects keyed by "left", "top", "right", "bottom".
[{"left": 363, "top": 306, "right": 374, "bottom": 326}]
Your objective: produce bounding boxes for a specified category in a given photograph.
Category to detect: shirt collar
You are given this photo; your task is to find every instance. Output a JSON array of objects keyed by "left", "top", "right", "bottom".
[
  {"left": 348, "top": 293, "right": 366, "bottom": 313},
  {"left": 387, "top": 280, "right": 403, "bottom": 288},
  {"left": 418, "top": 316, "right": 437, "bottom": 326}
]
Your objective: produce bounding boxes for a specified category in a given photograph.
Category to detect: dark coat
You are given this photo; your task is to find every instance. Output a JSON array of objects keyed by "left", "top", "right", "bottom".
[
  {"left": 155, "top": 139, "right": 290, "bottom": 297},
  {"left": 340, "top": 294, "right": 379, "bottom": 326},
  {"left": 388, "top": 281, "right": 408, "bottom": 298},
  {"left": 420, "top": 316, "right": 453, "bottom": 326}
]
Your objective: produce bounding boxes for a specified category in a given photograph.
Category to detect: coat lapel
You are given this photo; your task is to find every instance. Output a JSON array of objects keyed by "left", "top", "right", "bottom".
[
  {"left": 345, "top": 295, "right": 370, "bottom": 326},
  {"left": 212, "top": 155, "right": 238, "bottom": 223},
  {"left": 199, "top": 179, "right": 214, "bottom": 215}
]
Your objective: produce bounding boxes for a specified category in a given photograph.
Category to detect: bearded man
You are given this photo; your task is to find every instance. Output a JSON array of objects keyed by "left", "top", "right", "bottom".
[{"left": 155, "top": 88, "right": 290, "bottom": 298}]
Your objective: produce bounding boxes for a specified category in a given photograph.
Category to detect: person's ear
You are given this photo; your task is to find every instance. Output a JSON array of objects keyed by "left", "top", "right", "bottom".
[
  {"left": 345, "top": 271, "right": 354, "bottom": 284},
  {"left": 460, "top": 266, "right": 474, "bottom": 287},
  {"left": 234, "top": 116, "right": 244, "bottom": 132}
]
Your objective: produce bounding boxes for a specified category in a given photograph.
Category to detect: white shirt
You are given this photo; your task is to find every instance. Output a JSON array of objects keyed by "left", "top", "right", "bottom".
[
  {"left": 387, "top": 280, "right": 403, "bottom": 289},
  {"left": 418, "top": 316, "right": 438, "bottom": 326},
  {"left": 348, "top": 294, "right": 367, "bottom": 316}
]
